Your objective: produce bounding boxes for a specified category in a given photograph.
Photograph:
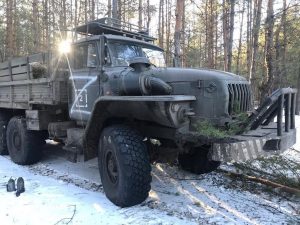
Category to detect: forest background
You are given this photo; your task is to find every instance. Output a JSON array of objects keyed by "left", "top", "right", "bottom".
[{"left": 1, "top": 0, "right": 300, "bottom": 106}]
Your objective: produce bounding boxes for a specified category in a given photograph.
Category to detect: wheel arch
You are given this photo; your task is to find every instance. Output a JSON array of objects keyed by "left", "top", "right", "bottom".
[
  {"left": 83, "top": 100, "right": 133, "bottom": 161},
  {"left": 83, "top": 95, "right": 196, "bottom": 161}
]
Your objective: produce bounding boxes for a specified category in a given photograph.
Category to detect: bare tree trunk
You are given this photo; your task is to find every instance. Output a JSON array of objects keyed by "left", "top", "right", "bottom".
[
  {"left": 249, "top": 0, "right": 262, "bottom": 84},
  {"left": 260, "top": 0, "right": 275, "bottom": 101},
  {"left": 75, "top": 0, "right": 78, "bottom": 27},
  {"left": 174, "top": 0, "right": 184, "bottom": 67},
  {"left": 161, "top": 0, "right": 165, "bottom": 49},
  {"left": 12, "top": 0, "right": 17, "bottom": 56},
  {"left": 281, "top": 0, "right": 287, "bottom": 86},
  {"left": 236, "top": 0, "right": 245, "bottom": 74},
  {"left": 32, "top": 0, "right": 40, "bottom": 52},
  {"left": 249, "top": 0, "right": 262, "bottom": 101},
  {"left": 117, "top": 0, "right": 121, "bottom": 21},
  {"left": 214, "top": 1, "right": 218, "bottom": 69},
  {"left": 146, "top": 0, "right": 150, "bottom": 31},
  {"left": 222, "top": 0, "right": 229, "bottom": 71},
  {"left": 204, "top": 0, "right": 214, "bottom": 69},
  {"left": 61, "top": 0, "right": 67, "bottom": 38},
  {"left": 227, "top": 0, "right": 235, "bottom": 72},
  {"left": 208, "top": 0, "right": 214, "bottom": 68},
  {"left": 157, "top": 0, "right": 165, "bottom": 49},
  {"left": 5, "top": 0, "right": 15, "bottom": 58},
  {"left": 296, "top": 63, "right": 300, "bottom": 115},
  {"left": 44, "top": 0, "right": 49, "bottom": 50},
  {"left": 246, "top": 0, "right": 252, "bottom": 78},
  {"left": 166, "top": 0, "right": 171, "bottom": 65},
  {"left": 199, "top": 34, "right": 202, "bottom": 67},
  {"left": 84, "top": 0, "right": 88, "bottom": 23},
  {"left": 51, "top": 0, "right": 56, "bottom": 49},
  {"left": 112, "top": 0, "right": 118, "bottom": 19},
  {"left": 108, "top": 0, "right": 112, "bottom": 18},
  {"left": 204, "top": 0, "right": 208, "bottom": 66},
  {"left": 91, "top": 0, "right": 95, "bottom": 20},
  {"left": 158, "top": 0, "right": 162, "bottom": 47},
  {"left": 138, "top": 0, "right": 142, "bottom": 29},
  {"left": 274, "top": 12, "right": 283, "bottom": 89},
  {"left": 182, "top": 1, "right": 186, "bottom": 67}
]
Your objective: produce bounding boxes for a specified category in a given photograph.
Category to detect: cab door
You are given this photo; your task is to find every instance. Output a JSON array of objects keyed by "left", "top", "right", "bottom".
[{"left": 68, "top": 41, "right": 100, "bottom": 122}]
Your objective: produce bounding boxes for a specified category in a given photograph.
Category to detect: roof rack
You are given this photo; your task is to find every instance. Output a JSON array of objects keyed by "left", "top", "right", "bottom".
[{"left": 75, "top": 18, "right": 155, "bottom": 42}]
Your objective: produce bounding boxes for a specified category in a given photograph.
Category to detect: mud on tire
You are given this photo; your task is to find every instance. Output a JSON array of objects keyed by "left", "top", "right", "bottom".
[
  {"left": 7, "top": 117, "right": 46, "bottom": 165},
  {"left": 178, "top": 146, "right": 221, "bottom": 174},
  {"left": 98, "top": 125, "right": 151, "bottom": 207}
]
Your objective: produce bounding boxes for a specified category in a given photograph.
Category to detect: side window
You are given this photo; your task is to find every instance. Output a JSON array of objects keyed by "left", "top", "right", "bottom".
[{"left": 74, "top": 43, "right": 97, "bottom": 70}]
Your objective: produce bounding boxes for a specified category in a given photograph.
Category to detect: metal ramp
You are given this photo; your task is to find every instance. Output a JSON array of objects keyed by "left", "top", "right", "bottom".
[
  {"left": 245, "top": 88, "right": 297, "bottom": 136},
  {"left": 211, "top": 88, "right": 297, "bottom": 162}
]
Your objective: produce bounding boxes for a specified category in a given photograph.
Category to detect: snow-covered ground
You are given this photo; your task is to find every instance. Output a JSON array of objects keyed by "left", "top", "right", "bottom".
[{"left": 1, "top": 118, "right": 300, "bottom": 225}]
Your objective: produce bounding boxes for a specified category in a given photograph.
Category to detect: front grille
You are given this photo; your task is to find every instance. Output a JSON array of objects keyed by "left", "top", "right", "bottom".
[{"left": 227, "top": 83, "right": 251, "bottom": 115}]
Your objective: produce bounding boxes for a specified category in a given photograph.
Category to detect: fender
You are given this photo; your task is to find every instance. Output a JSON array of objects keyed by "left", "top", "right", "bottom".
[{"left": 83, "top": 95, "right": 196, "bottom": 161}]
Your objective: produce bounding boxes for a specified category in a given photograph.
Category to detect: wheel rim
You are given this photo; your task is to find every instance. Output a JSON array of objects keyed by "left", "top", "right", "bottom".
[
  {"left": 105, "top": 151, "right": 118, "bottom": 184},
  {"left": 12, "top": 130, "right": 21, "bottom": 151}
]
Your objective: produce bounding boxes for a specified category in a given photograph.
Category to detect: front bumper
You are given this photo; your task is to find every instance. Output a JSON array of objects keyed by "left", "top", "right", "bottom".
[
  {"left": 210, "top": 123, "right": 296, "bottom": 162},
  {"left": 176, "top": 88, "right": 297, "bottom": 163}
]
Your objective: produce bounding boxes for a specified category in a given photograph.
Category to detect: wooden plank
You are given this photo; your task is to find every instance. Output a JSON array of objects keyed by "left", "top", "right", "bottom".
[
  {"left": 0, "top": 76, "right": 11, "bottom": 82},
  {"left": 12, "top": 73, "right": 29, "bottom": 81},
  {"left": 0, "top": 73, "right": 34, "bottom": 82},
  {"left": 27, "top": 56, "right": 31, "bottom": 102},
  {"left": 0, "top": 77, "right": 51, "bottom": 86},
  {"left": 13, "top": 85, "right": 28, "bottom": 94},
  {"left": 9, "top": 61, "right": 12, "bottom": 105},
  {"left": 0, "top": 101, "right": 29, "bottom": 109},
  {"left": 0, "top": 69, "right": 10, "bottom": 77},
  {"left": 0, "top": 61, "right": 9, "bottom": 70},
  {"left": 12, "top": 65, "right": 29, "bottom": 75},
  {"left": 11, "top": 57, "right": 27, "bottom": 67},
  {"left": 0, "top": 86, "right": 11, "bottom": 102},
  {"left": 8, "top": 61, "right": 12, "bottom": 81}
]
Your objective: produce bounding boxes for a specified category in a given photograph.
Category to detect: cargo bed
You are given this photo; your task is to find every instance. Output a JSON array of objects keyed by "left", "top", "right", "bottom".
[{"left": 0, "top": 52, "right": 68, "bottom": 109}]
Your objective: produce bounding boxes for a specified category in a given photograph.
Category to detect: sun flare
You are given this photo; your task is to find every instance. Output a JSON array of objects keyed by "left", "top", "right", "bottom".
[{"left": 58, "top": 40, "right": 71, "bottom": 54}]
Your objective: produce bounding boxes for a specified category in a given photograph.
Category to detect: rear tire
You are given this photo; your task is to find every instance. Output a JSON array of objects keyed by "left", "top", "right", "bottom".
[
  {"left": 0, "top": 112, "right": 11, "bottom": 155},
  {"left": 178, "top": 146, "right": 220, "bottom": 174},
  {"left": 7, "top": 117, "right": 45, "bottom": 165},
  {"left": 98, "top": 125, "right": 151, "bottom": 207}
]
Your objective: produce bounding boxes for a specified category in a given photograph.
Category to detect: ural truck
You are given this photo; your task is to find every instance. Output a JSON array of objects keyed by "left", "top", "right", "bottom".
[{"left": 0, "top": 18, "right": 296, "bottom": 207}]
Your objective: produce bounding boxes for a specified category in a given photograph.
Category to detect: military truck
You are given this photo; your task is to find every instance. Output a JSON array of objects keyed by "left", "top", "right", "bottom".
[{"left": 0, "top": 18, "right": 296, "bottom": 207}]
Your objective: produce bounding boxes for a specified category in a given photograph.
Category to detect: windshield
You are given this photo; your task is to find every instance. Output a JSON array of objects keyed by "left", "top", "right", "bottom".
[{"left": 107, "top": 41, "right": 166, "bottom": 67}]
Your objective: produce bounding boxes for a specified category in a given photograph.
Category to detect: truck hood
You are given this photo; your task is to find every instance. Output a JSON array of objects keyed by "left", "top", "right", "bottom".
[{"left": 152, "top": 67, "right": 247, "bottom": 82}]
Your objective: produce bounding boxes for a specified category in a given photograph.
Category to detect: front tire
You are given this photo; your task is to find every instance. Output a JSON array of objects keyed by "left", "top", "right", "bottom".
[
  {"left": 98, "top": 125, "right": 151, "bottom": 207},
  {"left": 178, "top": 146, "right": 221, "bottom": 174},
  {"left": 7, "top": 117, "right": 45, "bottom": 165}
]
